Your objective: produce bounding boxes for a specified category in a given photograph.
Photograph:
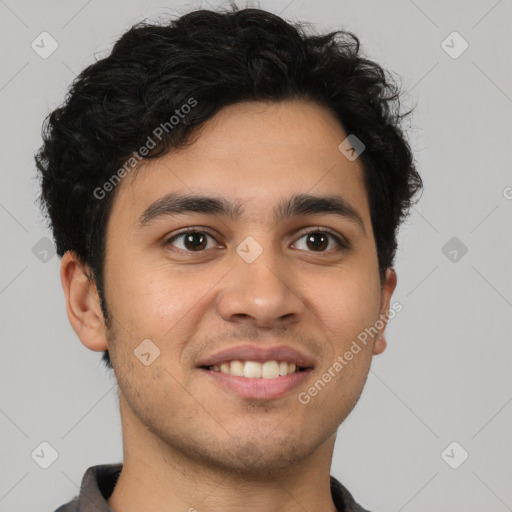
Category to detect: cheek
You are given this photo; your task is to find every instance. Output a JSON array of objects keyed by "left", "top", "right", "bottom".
[
  {"left": 104, "top": 254, "right": 194, "bottom": 340},
  {"left": 105, "top": 256, "right": 222, "bottom": 371},
  {"left": 309, "top": 265, "right": 381, "bottom": 343}
]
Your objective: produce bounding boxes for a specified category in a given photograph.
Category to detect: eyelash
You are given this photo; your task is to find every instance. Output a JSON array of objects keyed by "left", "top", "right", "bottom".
[{"left": 164, "top": 227, "right": 349, "bottom": 254}]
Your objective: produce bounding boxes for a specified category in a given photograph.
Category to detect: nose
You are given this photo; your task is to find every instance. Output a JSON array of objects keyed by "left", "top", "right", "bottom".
[{"left": 216, "top": 246, "right": 305, "bottom": 329}]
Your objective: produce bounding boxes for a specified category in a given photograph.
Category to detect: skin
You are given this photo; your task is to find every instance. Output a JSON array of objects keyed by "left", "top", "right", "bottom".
[{"left": 61, "top": 99, "right": 397, "bottom": 512}]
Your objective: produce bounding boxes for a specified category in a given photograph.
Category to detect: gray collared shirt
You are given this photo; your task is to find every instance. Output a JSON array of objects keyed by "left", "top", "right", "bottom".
[{"left": 53, "top": 463, "right": 373, "bottom": 512}]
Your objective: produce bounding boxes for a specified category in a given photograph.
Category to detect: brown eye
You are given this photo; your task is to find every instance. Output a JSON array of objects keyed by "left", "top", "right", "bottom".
[
  {"left": 305, "top": 232, "right": 329, "bottom": 251},
  {"left": 293, "top": 229, "right": 347, "bottom": 252},
  {"left": 166, "top": 230, "right": 216, "bottom": 252}
]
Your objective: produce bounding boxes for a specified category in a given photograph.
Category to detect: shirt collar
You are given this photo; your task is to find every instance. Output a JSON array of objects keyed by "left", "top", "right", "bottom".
[{"left": 63, "top": 463, "right": 371, "bottom": 512}]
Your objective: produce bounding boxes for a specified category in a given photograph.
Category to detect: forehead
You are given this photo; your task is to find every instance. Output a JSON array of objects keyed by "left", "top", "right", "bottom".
[{"left": 110, "top": 99, "right": 370, "bottom": 227}]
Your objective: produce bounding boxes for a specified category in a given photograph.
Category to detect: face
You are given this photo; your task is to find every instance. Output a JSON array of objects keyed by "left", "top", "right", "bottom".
[{"left": 69, "top": 99, "right": 396, "bottom": 473}]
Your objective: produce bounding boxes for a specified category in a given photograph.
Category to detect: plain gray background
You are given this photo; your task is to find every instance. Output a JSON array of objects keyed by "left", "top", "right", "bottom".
[{"left": 1, "top": 0, "right": 511, "bottom": 511}]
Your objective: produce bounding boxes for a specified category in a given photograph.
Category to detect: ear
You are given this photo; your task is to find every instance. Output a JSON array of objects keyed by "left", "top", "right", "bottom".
[
  {"left": 60, "top": 250, "right": 108, "bottom": 352},
  {"left": 372, "top": 267, "right": 397, "bottom": 356}
]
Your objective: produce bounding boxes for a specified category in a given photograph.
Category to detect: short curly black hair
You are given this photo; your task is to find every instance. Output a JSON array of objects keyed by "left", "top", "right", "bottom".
[{"left": 35, "top": 5, "right": 422, "bottom": 370}]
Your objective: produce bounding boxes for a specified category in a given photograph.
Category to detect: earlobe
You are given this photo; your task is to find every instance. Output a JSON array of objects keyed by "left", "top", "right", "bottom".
[
  {"left": 60, "top": 251, "right": 108, "bottom": 352},
  {"left": 373, "top": 267, "right": 398, "bottom": 356},
  {"left": 373, "top": 335, "right": 387, "bottom": 355}
]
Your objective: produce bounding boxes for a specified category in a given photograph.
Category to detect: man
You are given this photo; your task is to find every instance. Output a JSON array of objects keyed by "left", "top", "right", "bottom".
[{"left": 36, "top": 5, "right": 422, "bottom": 512}]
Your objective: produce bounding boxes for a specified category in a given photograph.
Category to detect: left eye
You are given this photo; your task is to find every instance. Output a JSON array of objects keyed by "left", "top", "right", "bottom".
[{"left": 292, "top": 229, "right": 346, "bottom": 252}]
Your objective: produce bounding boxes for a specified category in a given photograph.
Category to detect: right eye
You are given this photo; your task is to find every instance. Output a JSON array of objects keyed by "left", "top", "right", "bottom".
[{"left": 165, "top": 229, "right": 220, "bottom": 253}]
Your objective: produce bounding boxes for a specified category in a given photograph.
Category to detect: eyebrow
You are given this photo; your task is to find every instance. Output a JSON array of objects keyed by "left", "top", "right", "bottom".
[{"left": 138, "top": 192, "right": 366, "bottom": 235}]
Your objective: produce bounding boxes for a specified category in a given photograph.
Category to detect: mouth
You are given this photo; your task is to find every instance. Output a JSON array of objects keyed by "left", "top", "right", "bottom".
[
  {"left": 199, "top": 360, "right": 313, "bottom": 400},
  {"left": 201, "top": 359, "right": 309, "bottom": 378}
]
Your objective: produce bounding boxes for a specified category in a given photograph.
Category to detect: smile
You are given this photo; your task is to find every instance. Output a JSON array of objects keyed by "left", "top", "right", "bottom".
[
  {"left": 204, "top": 359, "right": 306, "bottom": 379},
  {"left": 200, "top": 363, "right": 313, "bottom": 400}
]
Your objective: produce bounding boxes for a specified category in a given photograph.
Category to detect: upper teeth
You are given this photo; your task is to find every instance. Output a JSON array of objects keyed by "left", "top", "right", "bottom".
[{"left": 209, "top": 360, "right": 299, "bottom": 379}]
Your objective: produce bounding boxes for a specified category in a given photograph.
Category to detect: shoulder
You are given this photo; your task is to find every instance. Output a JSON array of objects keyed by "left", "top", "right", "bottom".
[
  {"left": 330, "top": 475, "right": 375, "bottom": 512},
  {"left": 51, "top": 463, "right": 122, "bottom": 512},
  {"left": 52, "top": 497, "right": 79, "bottom": 512}
]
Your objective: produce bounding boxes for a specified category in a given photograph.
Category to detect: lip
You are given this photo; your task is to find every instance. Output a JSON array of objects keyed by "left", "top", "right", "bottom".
[
  {"left": 200, "top": 367, "right": 313, "bottom": 400},
  {"left": 196, "top": 344, "right": 316, "bottom": 369}
]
